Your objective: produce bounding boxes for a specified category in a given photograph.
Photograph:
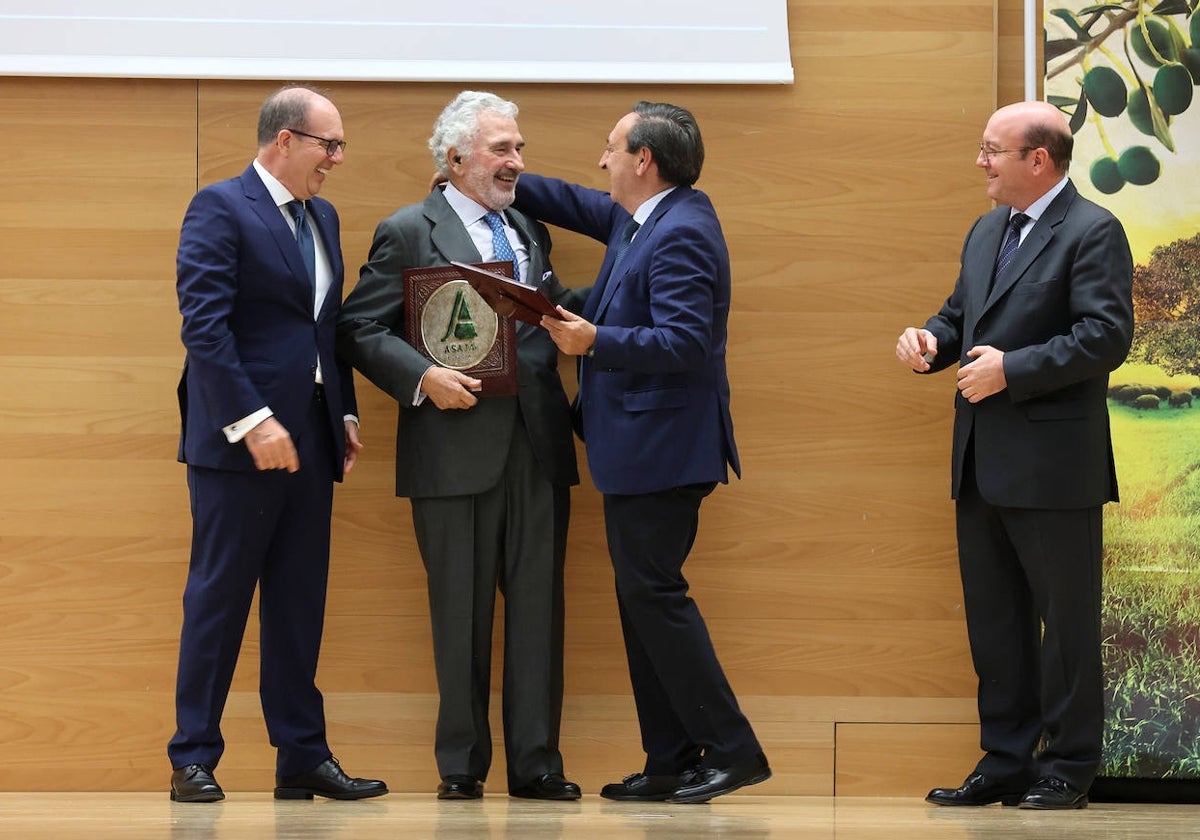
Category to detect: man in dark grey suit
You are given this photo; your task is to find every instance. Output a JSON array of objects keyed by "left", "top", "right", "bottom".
[
  {"left": 336, "top": 91, "right": 585, "bottom": 801},
  {"left": 897, "top": 101, "right": 1134, "bottom": 810}
]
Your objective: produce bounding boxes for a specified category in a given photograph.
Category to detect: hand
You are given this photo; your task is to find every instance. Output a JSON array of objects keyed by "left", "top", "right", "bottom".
[
  {"left": 957, "top": 345, "right": 1007, "bottom": 403},
  {"left": 244, "top": 416, "right": 300, "bottom": 473},
  {"left": 896, "top": 327, "right": 937, "bottom": 372},
  {"left": 429, "top": 171, "right": 449, "bottom": 192},
  {"left": 420, "top": 365, "right": 482, "bottom": 410},
  {"left": 541, "top": 306, "right": 597, "bottom": 356},
  {"left": 343, "top": 419, "right": 363, "bottom": 475}
]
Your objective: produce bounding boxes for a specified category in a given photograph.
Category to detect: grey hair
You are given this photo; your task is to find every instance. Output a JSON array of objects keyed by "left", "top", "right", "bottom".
[{"left": 429, "top": 90, "right": 519, "bottom": 175}]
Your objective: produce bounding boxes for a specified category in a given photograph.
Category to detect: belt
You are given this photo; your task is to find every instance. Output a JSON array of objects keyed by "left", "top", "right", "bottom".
[{"left": 313, "top": 383, "right": 326, "bottom": 402}]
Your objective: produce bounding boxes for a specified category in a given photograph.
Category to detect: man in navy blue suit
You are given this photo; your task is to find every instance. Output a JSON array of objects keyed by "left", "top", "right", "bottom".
[
  {"left": 514, "top": 101, "right": 770, "bottom": 804},
  {"left": 168, "top": 85, "right": 386, "bottom": 803}
]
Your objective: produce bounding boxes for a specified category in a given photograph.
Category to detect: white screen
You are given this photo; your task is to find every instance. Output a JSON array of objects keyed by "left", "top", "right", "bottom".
[{"left": 0, "top": 1, "right": 793, "bottom": 84}]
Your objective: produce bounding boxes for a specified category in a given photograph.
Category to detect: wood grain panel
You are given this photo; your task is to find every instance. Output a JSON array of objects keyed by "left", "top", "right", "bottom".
[
  {"left": 835, "top": 723, "right": 983, "bottom": 796},
  {"left": 0, "top": 0, "right": 1006, "bottom": 793}
]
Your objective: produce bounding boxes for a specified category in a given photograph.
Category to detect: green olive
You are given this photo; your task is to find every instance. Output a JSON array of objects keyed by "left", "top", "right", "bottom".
[
  {"left": 1132, "top": 18, "right": 1177, "bottom": 68},
  {"left": 1083, "top": 66, "right": 1128, "bottom": 116},
  {"left": 1117, "top": 145, "right": 1161, "bottom": 185},
  {"left": 1089, "top": 156, "right": 1125, "bottom": 194},
  {"left": 1127, "top": 87, "right": 1158, "bottom": 136}
]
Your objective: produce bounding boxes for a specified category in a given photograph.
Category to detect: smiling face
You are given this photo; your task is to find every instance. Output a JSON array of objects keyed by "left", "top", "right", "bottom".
[
  {"left": 274, "top": 94, "right": 344, "bottom": 200},
  {"left": 599, "top": 112, "right": 642, "bottom": 214},
  {"left": 450, "top": 111, "right": 525, "bottom": 211}
]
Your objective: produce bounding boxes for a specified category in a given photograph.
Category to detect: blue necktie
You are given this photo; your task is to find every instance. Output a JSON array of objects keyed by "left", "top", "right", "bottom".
[
  {"left": 992, "top": 212, "right": 1029, "bottom": 289},
  {"left": 608, "top": 218, "right": 640, "bottom": 282},
  {"left": 289, "top": 200, "right": 316, "bottom": 286},
  {"left": 484, "top": 211, "right": 520, "bottom": 281}
]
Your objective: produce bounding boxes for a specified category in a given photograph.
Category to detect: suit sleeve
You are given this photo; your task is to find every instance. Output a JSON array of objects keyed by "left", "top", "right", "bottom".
[
  {"left": 921, "top": 221, "right": 975, "bottom": 374},
  {"left": 513, "top": 174, "right": 622, "bottom": 244},
  {"left": 1002, "top": 213, "right": 1134, "bottom": 402},
  {"left": 176, "top": 187, "right": 266, "bottom": 429},
  {"left": 336, "top": 217, "right": 435, "bottom": 405}
]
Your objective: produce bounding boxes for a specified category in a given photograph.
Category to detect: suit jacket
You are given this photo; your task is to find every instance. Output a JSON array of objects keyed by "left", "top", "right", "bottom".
[
  {"left": 513, "top": 174, "right": 740, "bottom": 496},
  {"left": 336, "top": 187, "right": 582, "bottom": 498},
  {"left": 924, "top": 179, "right": 1133, "bottom": 509},
  {"left": 176, "top": 164, "right": 356, "bottom": 479}
]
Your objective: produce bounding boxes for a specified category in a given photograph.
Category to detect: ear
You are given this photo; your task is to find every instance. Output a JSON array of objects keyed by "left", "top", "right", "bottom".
[
  {"left": 634, "top": 148, "right": 653, "bottom": 177},
  {"left": 447, "top": 147, "right": 466, "bottom": 174}
]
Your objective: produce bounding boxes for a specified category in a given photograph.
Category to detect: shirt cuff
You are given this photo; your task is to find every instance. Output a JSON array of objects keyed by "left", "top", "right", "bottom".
[{"left": 223, "top": 407, "right": 273, "bottom": 443}]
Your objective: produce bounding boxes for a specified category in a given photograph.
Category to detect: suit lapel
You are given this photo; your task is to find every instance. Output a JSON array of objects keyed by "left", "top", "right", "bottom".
[
  {"left": 593, "top": 188, "right": 690, "bottom": 323},
  {"left": 426, "top": 189, "right": 484, "bottom": 264},
  {"left": 241, "top": 167, "right": 313, "bottom": 295},
  {"left": 981, "top": 183, "right": 1076, "bottom": 312}
]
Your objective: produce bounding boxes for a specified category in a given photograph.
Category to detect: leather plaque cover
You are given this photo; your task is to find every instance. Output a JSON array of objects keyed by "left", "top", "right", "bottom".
[{"left": 403, "top": 260, "right": 517, "bottom": 398}]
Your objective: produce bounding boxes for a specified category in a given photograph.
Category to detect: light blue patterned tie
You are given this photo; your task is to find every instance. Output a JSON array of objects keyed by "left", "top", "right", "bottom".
[
  {"left": 288, "top": 200, "right": 316, "bottom": 286},
  {"left": 992, "top": 212, "right": 1029, "bottom": 290},
  {"left": 484, "top": 211, "right": 520, "bottom": 281}
]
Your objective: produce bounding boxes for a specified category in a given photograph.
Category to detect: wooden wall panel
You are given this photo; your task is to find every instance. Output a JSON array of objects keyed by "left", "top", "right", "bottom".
[{"left": 0, "top": 0, "right": 1012, "bottom": 794}]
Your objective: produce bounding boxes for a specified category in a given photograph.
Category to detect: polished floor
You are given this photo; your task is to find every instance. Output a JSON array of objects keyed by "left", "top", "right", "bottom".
[{"left": 2, "top": 794, "right": 1200, "bottom": 839}]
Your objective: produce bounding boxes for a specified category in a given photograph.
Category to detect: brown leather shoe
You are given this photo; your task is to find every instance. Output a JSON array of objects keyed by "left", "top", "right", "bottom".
[
  {"left": 170, "top": 764, "right": 224, "bottom": 803},
  {"left": 926, "top": 772, "right": 1026, "bottom": 806}
]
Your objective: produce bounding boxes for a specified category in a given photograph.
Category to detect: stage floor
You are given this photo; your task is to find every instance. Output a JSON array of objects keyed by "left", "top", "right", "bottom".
[{"left": 2, "top": 793, "right": 1199, "bottom": 839}]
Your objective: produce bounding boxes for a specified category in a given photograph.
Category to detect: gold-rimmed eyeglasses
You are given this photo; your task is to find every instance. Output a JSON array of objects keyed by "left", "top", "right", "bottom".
[{"left": 978, "top": 143, "right": 1034, "bottom": 162}]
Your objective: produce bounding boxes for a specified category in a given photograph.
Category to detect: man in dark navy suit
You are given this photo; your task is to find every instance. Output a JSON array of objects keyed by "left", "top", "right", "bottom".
[
  {"left": 168, "top": 85, "right": 386, "bottom": 803},
  {"left": 897, "top": 101, "right": 1133, "bottom": 810},
  {"left": 514, "top": 101, "right": 770, "bottom": 804}
]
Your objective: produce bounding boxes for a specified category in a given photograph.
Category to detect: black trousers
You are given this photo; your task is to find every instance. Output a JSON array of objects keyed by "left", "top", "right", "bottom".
[
  {"left": 956, "top": 450, "right": 1104, "bottom": 791},
  {"left": 604, "top": 483, "right": 761, "bottom": 773}
]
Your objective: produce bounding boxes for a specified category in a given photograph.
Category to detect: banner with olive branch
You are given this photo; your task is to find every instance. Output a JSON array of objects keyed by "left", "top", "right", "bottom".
[{"left": 1048, "top": 0, "right": 1200, "bottom": 781}]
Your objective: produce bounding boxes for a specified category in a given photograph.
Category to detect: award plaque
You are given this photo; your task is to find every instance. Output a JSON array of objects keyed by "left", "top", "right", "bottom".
[
  {"left": 403, "top": 261, "right": 518, "bottom": 397},
  {"left": 450, "top": 260, "right": 565, "bottom": 327}
]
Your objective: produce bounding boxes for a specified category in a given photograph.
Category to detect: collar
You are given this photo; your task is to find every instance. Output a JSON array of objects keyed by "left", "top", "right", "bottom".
[
  {"left": 442, "top": 182, "right": 507, "bottom": 228},
  {"left": 1012, "top": 175, "right": 1068, "bottom": 224},
  {"left": 253, "top": 158, "right": 302, "bottom": 208},
  {"left": 630, "top": 186, "right": 677, "bottom": 227}
]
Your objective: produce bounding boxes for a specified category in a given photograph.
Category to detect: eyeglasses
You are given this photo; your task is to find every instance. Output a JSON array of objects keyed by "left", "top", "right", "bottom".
[
  {"left": 287, "top": 128, "right": 347, "bottom": 157},
  {"left": 978, "top": 143, "right": 1034, "bottom": 162}
]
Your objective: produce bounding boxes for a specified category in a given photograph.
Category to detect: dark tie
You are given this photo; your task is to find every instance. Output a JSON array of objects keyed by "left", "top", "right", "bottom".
[
  {"left": 483, "top": 211, "right": 520, "bottom": 281},
  {"left": 608, "top": 218, "right": 640, "bottom": 282},
  {"left": 992, "top": 212, "right": 1029, "bottom": 288},
  {"left": 289, "top": 200, "right": 316, "bottom": 286}
]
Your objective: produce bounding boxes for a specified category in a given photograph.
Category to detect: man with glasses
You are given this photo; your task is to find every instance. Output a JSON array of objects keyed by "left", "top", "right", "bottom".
[
  {"left": 169, "top": 85, "right": 387, "bottom": 803},
  {"left": 896, "top": 101, "right": 1134, "bottom": 810},
  {"left": 337, "top": 90, "right": 585, "bottom": 802}
]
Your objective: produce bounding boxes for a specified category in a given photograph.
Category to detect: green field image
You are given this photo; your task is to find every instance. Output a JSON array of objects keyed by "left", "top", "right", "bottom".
[{"left": 1104, "top": 363, "right": 1200, "bottom": 778}]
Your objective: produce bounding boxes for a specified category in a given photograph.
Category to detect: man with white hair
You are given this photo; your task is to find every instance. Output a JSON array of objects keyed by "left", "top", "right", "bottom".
[{"left": 337, "top": 91, "right": 585, "bottom": 801}]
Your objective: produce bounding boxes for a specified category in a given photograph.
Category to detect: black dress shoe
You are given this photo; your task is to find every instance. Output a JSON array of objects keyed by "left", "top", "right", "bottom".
[
  {"left": 601, "top": 770, "right": 697, "bottom": 802},
  {"left": 274, "top": 757, "right": 388, "bottom": 800},
  {"left": 170, "top": 764, "right": 224, "bottom": 803},
  {"left": 437, "top": 774, "right": 483, "bottom": 800},
  {"left": 668, "top": 753, "right": 772, "bottom": 804},
  {"left": 926, "top": 772, "right": 1026, "bottom": 806},
  {"left": 510, "top": 773, "right": 581, "bottom": 801},
  {"left": 1018, "top": 776, "right": 1088, "bottom": 810}
]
